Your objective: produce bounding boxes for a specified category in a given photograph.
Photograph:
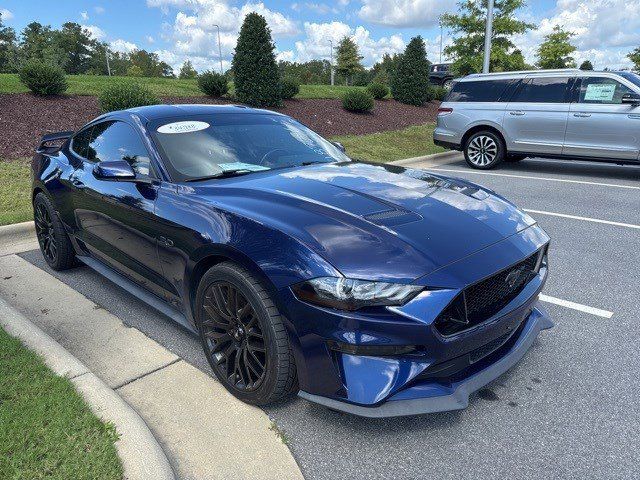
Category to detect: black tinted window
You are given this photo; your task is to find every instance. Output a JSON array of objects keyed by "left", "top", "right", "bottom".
[
  {"left": 446, "top": 79, "right": 512, "bottom": 102},
  {"left": 511, "top": 77, "right": 569, "bottom": 103},
  {"left": 86, "top": 121, "right": 152, "bottom": 176},
  {"left": 71, "top": 127, "right": 93, "bottom": 158}
]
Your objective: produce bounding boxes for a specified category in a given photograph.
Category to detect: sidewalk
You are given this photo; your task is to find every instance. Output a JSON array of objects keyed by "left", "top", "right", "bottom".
[{"left": 0, "top": 224, "right": 303, "bottom": 480}]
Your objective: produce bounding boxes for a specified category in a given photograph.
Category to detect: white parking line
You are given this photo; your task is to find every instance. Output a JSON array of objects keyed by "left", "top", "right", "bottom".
[
  {"left": 539, "top": 294, "right": 614, "bottom": 319},
  {"left": 432, "top": 168, "right": 640, "bottom": 190},
  {"left": 523, "top": 209, "right": 640, "bottom": 230}
]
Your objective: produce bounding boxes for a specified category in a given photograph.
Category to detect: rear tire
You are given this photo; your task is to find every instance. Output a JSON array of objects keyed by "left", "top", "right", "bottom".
[
  {"left": 195, "top": 262, "right": 297, "bottom": 405},
  {"left": 33, "top": 193, "right": 76, "bottom": 271},
  {"left": 464, "top": 130, "right": 505, "bottom": 170}
]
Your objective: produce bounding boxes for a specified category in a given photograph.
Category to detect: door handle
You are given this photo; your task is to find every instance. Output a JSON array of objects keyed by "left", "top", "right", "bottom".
[
  {"left": 509, "top": 111, "right": 525, "bottom": 116},
  {"left": 573, "top": 113, "right": 591, "bottom": 118}
]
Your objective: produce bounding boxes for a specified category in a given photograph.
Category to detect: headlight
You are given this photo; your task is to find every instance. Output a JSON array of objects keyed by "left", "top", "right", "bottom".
[{"left": 291, "top": 277, "right": 423, "bottom": 311}]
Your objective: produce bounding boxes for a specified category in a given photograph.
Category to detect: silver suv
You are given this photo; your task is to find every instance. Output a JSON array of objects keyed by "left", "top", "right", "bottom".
[{"left": 433, "top": 69, "right": 640, "bottom": 169}]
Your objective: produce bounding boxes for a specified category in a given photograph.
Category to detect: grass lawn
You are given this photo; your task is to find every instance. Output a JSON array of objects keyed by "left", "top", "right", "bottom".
[
  {"left": 0, "top": 327, "right": 123, "bottom": 480},
  {"left": 0, "top": 74, "right": 366, "bottom": 99},
  {"left": 0, "top": 159, "right": 32, "bottom": 226},
  {"left": 332, "top": 123, "right": 444, "bottom": 163}
]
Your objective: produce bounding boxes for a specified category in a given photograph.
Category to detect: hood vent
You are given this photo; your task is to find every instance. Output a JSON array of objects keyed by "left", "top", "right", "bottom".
[{"left": 363, "top": 209, "right": 422, "bottom": 227}]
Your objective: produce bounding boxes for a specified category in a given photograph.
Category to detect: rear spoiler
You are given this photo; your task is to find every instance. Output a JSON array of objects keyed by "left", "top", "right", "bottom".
[{"left": 36, "top": 131, "right": 74, "bottom": 155}]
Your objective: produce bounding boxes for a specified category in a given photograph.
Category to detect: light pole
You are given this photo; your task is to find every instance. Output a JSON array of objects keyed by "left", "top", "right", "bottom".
[
  {"left": 482, "top": 0, "right": 495, "bottom": 73},
  {"left": 329, "top": 39, "right": 335, "bottom": 86},
  {"left": 105, "top": 47, "right": 111, "bottom": 76},
  {"left": 439, "top": 20, "right": 443, "bottom": 64},
  {"left": 212, "top": 24, "right": 223, "bottom": 74}
]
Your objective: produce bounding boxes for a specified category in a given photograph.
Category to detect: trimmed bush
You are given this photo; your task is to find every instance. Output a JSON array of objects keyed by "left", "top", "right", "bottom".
[
  {"left": 280, "top": 77, "right": 300, "bottom": 99},
  {"left": 98, "top": 82, "right": 159, "bottom": 113},
  {"left": 18, "top": 62, "right": 68, "bottom": 96},
  {"left": 366, "top": 82, "right": 389, "bottom": 100},
  {"left": 391, "top": 36, "right": 431, "bottom": 106},
  {"left": 430, "top": 85, "right": 447, "bottom": 101},
  {"left": 232, "top": 13, "right": 281, "bottom": 107},
  {"left": 342, "top": 89, "right": 374, "bottom": 113},
  {"left": 198, "top": 71, "right": 229, "bottom": 97}
]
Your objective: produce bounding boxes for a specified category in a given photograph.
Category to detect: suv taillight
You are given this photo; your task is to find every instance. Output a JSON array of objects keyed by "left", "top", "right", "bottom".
[{"left": 437, "top": 107, "right": 453, "bottom": 115}]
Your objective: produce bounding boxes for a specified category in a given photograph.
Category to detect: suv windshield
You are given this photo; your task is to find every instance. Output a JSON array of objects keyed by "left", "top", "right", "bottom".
[{"left": 150, "top": 113, "right": 350, "bottom": 182}]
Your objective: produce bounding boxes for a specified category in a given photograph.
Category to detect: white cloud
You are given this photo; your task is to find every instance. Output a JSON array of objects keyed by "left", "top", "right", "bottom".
[
  {"left": 110, "top": 39, "right": 138, "bottom": 54},
  {"left": 514, "top": 0, "right": 640, "bottom": 69},
  {"left": 146, "top": 35, "right": 155, "bottom": 43},
  {"left": 95, "top": 6, "right": 106, "bottom": 14},
  {"left": 80, "top": 11, "right": 89, "bottom": 21},
  {"left": 294, "top": 21, "right": 406, "bottom": 67},
  {"left": 83, "top": 25, "right": 106, "bottom": 40},
  {"left": 358, "top": 0, "right": 456, "bottom": 28},
  {"left": 0, "top": 8, "right": 14, "bottom": 20}
]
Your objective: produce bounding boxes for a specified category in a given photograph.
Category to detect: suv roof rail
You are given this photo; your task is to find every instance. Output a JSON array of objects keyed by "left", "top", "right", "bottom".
[{"left": 466, "top": 68, "right": 580, "bottom": 78}]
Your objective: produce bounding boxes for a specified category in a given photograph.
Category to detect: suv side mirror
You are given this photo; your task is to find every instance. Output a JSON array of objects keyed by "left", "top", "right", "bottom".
[
  {"left": 93, "top": 160, "right": 136, "bottom": 181},
  {"left": 621, "top": 93, "right": 640, "bottom": 105}
]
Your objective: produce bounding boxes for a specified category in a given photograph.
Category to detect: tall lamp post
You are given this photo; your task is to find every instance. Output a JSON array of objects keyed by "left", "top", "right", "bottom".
[
  {"left": 329, "top": 39, "right": 335, "bottom": 86},
  {"left": 105, "top": 47, "right": 111, "bottom": 76},
  {"left": 439, "top": 20, "right": 443, "bottom": 64},
  {"left": 482, "top": 0, "right": 495, "bottom": 73},
  {"left": 212, "top": 24, "right": 223, "bottom": 74}
]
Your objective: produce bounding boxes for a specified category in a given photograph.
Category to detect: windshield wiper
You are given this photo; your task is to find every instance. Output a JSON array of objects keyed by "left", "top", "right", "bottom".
[{"left": 184, "top": 169, "right": 255, "bottom": 182}]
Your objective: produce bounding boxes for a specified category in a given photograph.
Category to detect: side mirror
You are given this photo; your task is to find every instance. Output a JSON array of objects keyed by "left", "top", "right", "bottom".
[
  {"left": 93, "top": 160, "right": 136, "bottom": 181},
  {"left": 621, "top": 93, "right": 640, "bottom": 105},
  {"left": 331, "top": 141, "right": 346, "bottom": 153}
]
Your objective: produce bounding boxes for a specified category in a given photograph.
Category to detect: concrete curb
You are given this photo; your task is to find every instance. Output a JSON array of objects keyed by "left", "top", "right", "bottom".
[
  {"left": 0, "top": 297, "right": 176, "bottom": 480},
  {"left": 390, "top": 150, "right": 461, "bottom": 166},
  {"left": 0, "top": 221, "right": 35, "bottom": 240}
]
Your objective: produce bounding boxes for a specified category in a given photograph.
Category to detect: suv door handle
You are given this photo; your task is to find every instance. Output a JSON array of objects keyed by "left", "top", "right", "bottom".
[
  {"left": 509, "top": 111, "right": 525, "bottom": 116},
  {"left": 573, "top": 113, "right": 591, "bottom": 118}
]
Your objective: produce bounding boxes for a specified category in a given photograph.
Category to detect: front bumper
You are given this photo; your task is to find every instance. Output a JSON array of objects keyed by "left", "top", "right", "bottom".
[{"left": 299, "top": 302, "right": 553, "bottom": 417}]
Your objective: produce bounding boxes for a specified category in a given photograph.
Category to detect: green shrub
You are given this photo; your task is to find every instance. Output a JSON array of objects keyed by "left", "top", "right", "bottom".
[
  {"left": 391, "top": 36, "right": 431, "bottom": 106},
  {"left": 18, "top": 62, "right": 68, "bottom": 96},
  {"left": 198, "top": 71, "right": 229, "bottom": 97},
  {"left": 232, "top": 13, "right": 281, "bottom": 107},
  {"left": 342, "top": 89, "right": 374, "bottom": 113},
  {"left": 126, "top": 65, "right": 144, "bottom": 77},
  {"left": 366, "top": 82, "right": 389, "bottom": 100},
  {"left": 430, "top": 85, "right": 447, "bottom": 101},
  {"left": 280, "top": 77, "right": 300, "bottom": 99},
  {"left": 98, "top": 82, "right": 159, "bottom": 112}
]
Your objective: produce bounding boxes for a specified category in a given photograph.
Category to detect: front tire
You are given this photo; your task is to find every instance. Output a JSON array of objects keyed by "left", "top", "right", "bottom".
[
  {"left": 33, "top": 193, "right": 76, "bottom": 270},
  {"left": 195, "top": 262, "right": 297, "bottom": 405},
  {"left": 464, "top": 130, "right": 505, "bottom": 169}
]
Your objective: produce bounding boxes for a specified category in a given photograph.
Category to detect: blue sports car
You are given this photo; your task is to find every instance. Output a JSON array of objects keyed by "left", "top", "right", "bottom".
[{"left": 31, "top": 104, "right": 553, "bottom": 417}]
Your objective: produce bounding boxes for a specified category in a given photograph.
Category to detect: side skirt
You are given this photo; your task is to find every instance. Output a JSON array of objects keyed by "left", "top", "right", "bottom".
[{"left": 76, "top": 255, "right": 198, "bottom": 335}]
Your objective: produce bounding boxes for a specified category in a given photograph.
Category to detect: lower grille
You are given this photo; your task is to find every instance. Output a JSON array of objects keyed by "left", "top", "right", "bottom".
[{"left": 435, "top": 251, "right": 541, "bottom": 336}]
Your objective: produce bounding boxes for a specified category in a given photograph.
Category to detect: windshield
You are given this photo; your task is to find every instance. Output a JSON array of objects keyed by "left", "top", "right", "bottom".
[
  {"left": 616, "top": 71, "right": 640, "bottom": 89},
  {"left": 150, "top": 113, "right": 350, "bottom": 182}
]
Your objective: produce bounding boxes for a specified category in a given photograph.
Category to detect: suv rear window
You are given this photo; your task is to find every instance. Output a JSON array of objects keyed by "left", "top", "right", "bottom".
[
  {"left": 445, "top": 79, "right": 512, "bottom": 102},
  {"left": 511, "top": 77, "right": 570, "bottom": 103}
]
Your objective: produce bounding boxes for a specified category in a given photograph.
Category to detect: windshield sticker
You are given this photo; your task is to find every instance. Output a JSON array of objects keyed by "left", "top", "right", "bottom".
[
  {"left": 217, "top": 162, "right": 270, "bottom": 172},
  {"left": 157, "top": 121, "right": 210, "bottom": 134},
  {"left": 584, "top": 83, "right": 616, "bottom": 102}
]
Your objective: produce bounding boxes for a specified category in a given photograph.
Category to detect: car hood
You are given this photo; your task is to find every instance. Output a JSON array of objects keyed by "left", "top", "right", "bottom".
[{"left": 189, "top": 161, "right": 536, "bottom": 283}]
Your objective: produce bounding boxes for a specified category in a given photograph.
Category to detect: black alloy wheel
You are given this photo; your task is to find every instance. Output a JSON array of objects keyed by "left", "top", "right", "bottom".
[
  {"left": 201, "top": 281, "right": 267, "bottom": 392},
  {"left": 33, "top": 193, "right": 76, "bottom": 270},
  {"left": 35, "top": 202, "right": 57, "bottom": 264}
]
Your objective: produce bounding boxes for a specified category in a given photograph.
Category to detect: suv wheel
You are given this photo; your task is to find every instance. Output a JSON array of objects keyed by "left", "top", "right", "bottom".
[
  {"left": 442, "top": 79, "right": 453, "bottom": 90},
  {"left": 464, "top": 131, "right": 505, "bottom": 169},
  {"left": 195, "top": 262, "right": 297, "bottom": 405},
  {"left": 34, "top": 193, "right": 77, "bottom": 270}
]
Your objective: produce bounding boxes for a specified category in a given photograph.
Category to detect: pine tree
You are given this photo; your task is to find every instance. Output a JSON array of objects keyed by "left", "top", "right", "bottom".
[
  {"left": 232, "top": 13, "right": 281, "bottom": 107},
  {"left": 390, "top": 36, "right": 431, "bottom": 106},
  {"left": 335, "top": 36, "right": 363, "bottom": 85},
  {"left": 179, "top": 60, "right": 198, "bottom": 79},
  {"left": 536, "top": 25, "right": 577, "bottom": 69},
  {"left": 0, "top": 12, "right": 17, "bottom": 72}
]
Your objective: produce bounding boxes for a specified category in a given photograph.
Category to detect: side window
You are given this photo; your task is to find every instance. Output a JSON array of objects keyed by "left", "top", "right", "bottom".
[
  {"left": 578, "top": 77, "right": 634, "bottom": 104},
  {"left": 86, "top": 121, "right": 153, "bottom": 176},
  {"left": 511, "top": 77, "right": 570, "bottom": 103},
  {"left": 445, "top": 79, "right": 512, "bottom": 102},
  {"left": 71, "top": 127, "right": 93, "bottom": 158}
]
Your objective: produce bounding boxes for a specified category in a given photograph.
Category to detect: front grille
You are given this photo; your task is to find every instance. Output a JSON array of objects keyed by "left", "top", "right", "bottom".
[{"left": 434, "top": 251, "right": 540, "bottom": 336}]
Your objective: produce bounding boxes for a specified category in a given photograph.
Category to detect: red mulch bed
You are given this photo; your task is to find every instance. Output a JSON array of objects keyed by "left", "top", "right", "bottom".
[{"left": 0, "top": 93, "right": 438, "bottom": 160}]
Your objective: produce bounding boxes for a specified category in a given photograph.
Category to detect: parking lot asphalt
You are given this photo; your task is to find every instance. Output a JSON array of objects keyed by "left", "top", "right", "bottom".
[{"left": 21, "top": 157, "right": 640, "bottom": 480}]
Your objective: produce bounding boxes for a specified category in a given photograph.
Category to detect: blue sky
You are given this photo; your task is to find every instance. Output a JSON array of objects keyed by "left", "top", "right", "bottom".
[{"left": 1, "top": 1, "right": 637, "bottom": 72}]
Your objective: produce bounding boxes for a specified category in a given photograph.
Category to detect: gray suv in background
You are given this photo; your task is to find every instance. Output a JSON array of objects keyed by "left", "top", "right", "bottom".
[{"left": 433, "top": 69, "right": 640, "bottom": 169}]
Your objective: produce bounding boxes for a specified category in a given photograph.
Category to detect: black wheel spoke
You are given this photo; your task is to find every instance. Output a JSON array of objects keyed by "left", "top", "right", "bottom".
[{"left": 201, "top": 280, "right": 267, "bottom": 392}]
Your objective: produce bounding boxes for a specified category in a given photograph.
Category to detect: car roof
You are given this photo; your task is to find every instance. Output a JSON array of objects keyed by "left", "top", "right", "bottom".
[
  {"left": 459, "top": 69, "right": 632, "bottom": 83},
  {"left": 122, "top": 103, "right": 285, "bottom": 122}
]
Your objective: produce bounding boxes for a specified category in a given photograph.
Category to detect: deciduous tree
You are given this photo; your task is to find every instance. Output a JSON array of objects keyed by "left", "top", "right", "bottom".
[{"left": 536, "top": 25, "right": 577, "bottom": 69}]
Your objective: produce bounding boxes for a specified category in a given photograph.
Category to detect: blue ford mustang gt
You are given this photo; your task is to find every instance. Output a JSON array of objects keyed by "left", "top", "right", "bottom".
[{"left": 31, "top": 104, "right": 553, "bottom": 417}]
